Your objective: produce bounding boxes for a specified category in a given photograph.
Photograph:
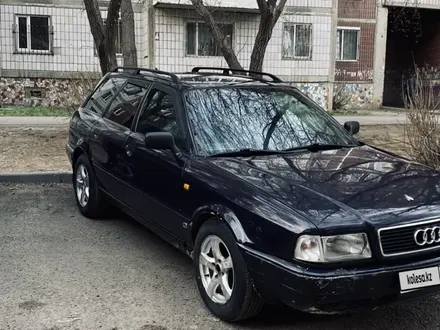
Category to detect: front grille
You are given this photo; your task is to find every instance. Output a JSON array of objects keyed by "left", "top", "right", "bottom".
[{"left": 379, "top": 220, "right": 440, "bottom": 257}]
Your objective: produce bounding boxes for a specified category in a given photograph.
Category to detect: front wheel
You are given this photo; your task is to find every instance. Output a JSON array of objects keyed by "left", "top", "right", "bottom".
[
  {"left": 73, "top": 154, "right": 108, "bottom": 218},
  {"left": 193, "top": 218, "right": 263, "bottom": 322}
]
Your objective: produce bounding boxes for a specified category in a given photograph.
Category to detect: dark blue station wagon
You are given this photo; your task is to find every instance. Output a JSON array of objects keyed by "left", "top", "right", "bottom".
[{"left": 66, "top": 66, "right": 440, "bottom": 322}]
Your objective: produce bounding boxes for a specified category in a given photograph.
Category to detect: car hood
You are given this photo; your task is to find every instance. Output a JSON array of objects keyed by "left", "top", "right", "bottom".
[{"left": 208, "top": 145, "right": 440, "bottom": 230}]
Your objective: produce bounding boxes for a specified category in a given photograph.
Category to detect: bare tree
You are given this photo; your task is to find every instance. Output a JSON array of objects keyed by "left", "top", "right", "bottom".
[
  {"left": 83, "top": 0, "right": 121, "bottom": 74},
  {"left": 121, "top": 0, "right": 138, "bottom": 67},
  {"left": 190, "top": 0, "right": 287, "bottom": 72}
]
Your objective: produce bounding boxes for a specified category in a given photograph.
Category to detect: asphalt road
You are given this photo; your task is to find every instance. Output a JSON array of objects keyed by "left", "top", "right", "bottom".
[{"left": 2, "top": 184, "right": 440, "bottom": 330}]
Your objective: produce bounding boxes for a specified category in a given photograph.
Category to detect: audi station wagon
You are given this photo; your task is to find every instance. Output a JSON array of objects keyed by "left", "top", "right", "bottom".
[{"left": 66, "top": 66, "right": 440, "bottom": 322}]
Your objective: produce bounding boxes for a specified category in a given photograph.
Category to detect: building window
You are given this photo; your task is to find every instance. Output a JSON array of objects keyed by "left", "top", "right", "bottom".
[
  {"left": 186, "top": 22, "right": 233, "bottom": 56},
  {"left": 282, "top": 23, "right": 312, "bottom": 60},
  {"left": 15, "top": 15, "right": 51, "bottom": 53},
  {"left": 94, "top": 19, "right": 123, "bottom": 56},
  {"left": 337, "top": 28, "right": 360, "bottom": 61}
]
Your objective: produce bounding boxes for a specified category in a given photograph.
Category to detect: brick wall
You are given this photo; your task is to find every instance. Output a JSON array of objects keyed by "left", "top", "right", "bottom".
[
  {"left": 335, "top": 22, "right": 375, "bottom": 82},
  {"left": 336, "top": 0, "right": 376, "bottom": 82},
  {"left": 338, "top": 0, "right": 376, "bottom": 20}
]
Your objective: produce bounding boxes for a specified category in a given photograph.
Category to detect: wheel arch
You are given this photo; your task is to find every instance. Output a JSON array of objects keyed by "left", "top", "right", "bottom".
[
  {"left": 71, "top": 143, "right": 90, "bottom": 169},
  {"left": 189, "top": 204, "right": 252, "bottom": 248}
]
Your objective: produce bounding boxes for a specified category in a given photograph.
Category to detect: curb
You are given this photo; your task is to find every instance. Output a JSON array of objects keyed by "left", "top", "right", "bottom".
[{"left": 0, "top": 171, "right": 72, "bottom": 184}]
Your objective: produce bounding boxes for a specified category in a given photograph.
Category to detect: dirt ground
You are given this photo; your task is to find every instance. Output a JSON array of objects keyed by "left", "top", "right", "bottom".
[
  {"left": 0, "top": 127, "right": 71, "bottom": 172},
  {"left": 0, "top": 125, "right": 410, "bottom": 173},
  {"left": 358, "top": 124, "right": 410, "bottom": 158}
]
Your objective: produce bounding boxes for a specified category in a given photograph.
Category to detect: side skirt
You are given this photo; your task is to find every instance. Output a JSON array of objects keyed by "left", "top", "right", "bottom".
[{"left": 101, "top": 189, "right": 194, "bottom": 259}]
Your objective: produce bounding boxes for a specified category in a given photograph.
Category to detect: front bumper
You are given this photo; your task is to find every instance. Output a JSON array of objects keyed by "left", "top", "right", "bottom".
[{"left": 241, "top": 245, "right": 440, "bottom": 314}]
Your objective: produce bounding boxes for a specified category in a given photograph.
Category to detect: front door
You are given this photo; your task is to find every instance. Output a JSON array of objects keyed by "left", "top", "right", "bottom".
[{"left": 123, "top": 84, "right": 190, "bottom": 240}]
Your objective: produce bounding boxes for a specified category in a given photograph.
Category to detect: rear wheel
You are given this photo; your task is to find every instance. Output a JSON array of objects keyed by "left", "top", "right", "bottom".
[
  {"left": 73, "top": 154, "right": 108, "bottom": 218},
  {"left": 193, "top": 218, "right": 263, "bottom": 322}
]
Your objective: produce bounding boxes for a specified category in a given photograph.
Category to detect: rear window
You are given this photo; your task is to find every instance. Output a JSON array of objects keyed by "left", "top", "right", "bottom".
[{"left": 83, "top": 77, "right": 126, "bottom": 116}]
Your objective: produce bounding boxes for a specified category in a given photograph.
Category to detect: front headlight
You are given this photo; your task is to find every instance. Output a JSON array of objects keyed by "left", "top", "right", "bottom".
[{"left": 294, "top": 233, "right": 371, "bottom": 263}]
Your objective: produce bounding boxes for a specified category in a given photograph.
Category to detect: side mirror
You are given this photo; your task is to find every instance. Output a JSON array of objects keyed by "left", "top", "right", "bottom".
[
  {"left": 344, "top": 121, "right": 360, "bottom": 135},
  {"left": 145, "top": 132, "right": 182, "bottom": 158}
]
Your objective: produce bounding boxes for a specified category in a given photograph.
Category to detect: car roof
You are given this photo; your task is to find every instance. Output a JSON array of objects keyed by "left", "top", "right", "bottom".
[{"left": 106, "top": 66, "right": 292, "bottom": 90}]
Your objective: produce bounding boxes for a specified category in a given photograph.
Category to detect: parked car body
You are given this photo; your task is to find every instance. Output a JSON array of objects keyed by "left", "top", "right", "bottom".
[{"left": 67, "top": 66, "right": 440, "bottom": 322}]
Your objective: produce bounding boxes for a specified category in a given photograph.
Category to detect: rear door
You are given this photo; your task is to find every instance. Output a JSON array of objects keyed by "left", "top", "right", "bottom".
[
  {"left": 92, "top": 79, "right": 151, "bottom": 204},
  {"left": 85, "top": 76, "right": 126, "bottom": 182}
]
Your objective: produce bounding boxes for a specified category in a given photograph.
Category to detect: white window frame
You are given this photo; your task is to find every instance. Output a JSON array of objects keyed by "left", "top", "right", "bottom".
[
  {"left": 282, "top": 23, "right": 313, "bottom": 60},
  {"left": 185, "top": 21, "right": 234, "bottom": 57},
  {"left": 15, "top": 14, "right": 52, "bottom": 54},
  {"left": 336, "top": 26, "right": 360, "bottom": 62}
]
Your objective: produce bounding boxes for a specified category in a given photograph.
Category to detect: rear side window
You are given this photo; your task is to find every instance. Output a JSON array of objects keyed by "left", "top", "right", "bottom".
[
  {"left": 105, "top": 82, "right": 149, "bottom": 129},
  {"left": 83, "top": 77, "right": 126, "bottom": 116}
]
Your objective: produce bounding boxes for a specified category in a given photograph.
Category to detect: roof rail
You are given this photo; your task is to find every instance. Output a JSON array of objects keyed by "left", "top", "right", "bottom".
[
  {"left": 191, "top": 67, "right": 283, "bottom": 83},
  {"left": 112, "top": 66, "right": 180, "bottom": 84}
]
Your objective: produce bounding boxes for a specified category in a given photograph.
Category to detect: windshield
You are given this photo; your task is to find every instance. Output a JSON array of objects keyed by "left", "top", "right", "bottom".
[{"left": 184, "top": 87, "right": 358, "bottom": 156}]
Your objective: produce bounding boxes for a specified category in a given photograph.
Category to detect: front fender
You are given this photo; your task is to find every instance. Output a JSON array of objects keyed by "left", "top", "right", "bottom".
[{"left": 189, "top": 204, "right": 252, "bottom": 248}]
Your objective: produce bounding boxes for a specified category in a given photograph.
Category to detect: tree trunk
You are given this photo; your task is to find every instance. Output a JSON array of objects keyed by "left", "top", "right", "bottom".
[
  {"left": 104, "top": 0, "right": 122, "bottom": 73},
  {"left": 249, "top": 14, "right": 275, "bottom": 72},
  {"left": 249, "top": 0, "right": 287, "bottom": 72},
  {"left": 121, "top": 0, "right": 138, "bottom": 67},
  {"left": 83, "top": 0, "right": 122, "bottom": 75}
]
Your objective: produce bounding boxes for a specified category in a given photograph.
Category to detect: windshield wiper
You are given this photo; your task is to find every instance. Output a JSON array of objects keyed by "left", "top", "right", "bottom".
[
  {"left": 208, "top": 143, "right": 358, "bottom": 157},
  {"left": 283, "top": 143, "right": 358, "bottom": 153},
  {"left": 208, "top": 148, "right": 286, "bottom": 157}
]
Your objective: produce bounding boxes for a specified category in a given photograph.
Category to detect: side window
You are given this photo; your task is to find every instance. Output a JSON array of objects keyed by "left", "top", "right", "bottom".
[
  {"left": 105, "top": 82, "right": 149, "bottom": 129},
  {"left": 136, "top": 88, "right": 185, "bottom": 148},
  {"left": 84, "top": 77, "right": 126, "bottom": 116}
]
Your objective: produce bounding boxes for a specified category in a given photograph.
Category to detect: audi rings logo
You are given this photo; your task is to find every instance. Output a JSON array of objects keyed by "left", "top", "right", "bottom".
[{"left": 414, "top": 227, "right": 440, "bottom": 246}]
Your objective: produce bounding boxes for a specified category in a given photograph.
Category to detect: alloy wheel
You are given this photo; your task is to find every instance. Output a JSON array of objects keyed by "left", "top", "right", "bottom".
[
  {"left": 199, "top": 235, "right": 234, "bottom": 305},
  {"left": 75, "top": 164, "right": 90, "bottom": 207}
]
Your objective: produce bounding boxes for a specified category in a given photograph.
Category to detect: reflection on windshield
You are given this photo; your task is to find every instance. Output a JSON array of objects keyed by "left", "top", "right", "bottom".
[{"left": 184, "top": 87, "right": 358, "bottom": 156}]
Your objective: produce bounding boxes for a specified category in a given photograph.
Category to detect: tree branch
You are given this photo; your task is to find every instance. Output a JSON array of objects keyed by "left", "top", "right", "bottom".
[
  {"left": 249, "top": 0, "right": 287, "bottom": 72},
  {"left": 274, "top": 0, "right": 288, "bottom": 22},
  {"left": 256, "top": 0, "right": 267, "bottom": 12},
  {"left": 190, "top": 0, "right": 244, "bottom": 70},
  {"left": 83, "top": 0, "right": 107, "bottom": 73},
  {"left": 102, "top": 0, "right": 122, "bottom": 73},
  {"left": 83, "top": 0, "right": 105, "bottom": 52},
  {"left": 106, "top": 0, "right": 121, "bottom": 38}
]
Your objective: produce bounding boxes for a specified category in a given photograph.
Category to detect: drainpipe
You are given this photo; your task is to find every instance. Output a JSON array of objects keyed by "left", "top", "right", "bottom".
[
  {"left": 147, "top": 0, "right": 156, "bottom": 69},
  {"left": 327, "top": 0, "right": 339, "bottom": 112}
]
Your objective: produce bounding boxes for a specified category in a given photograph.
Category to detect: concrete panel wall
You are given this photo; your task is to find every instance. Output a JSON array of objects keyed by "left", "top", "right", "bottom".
[
  {"left": 0, "top": 2, "right": 145, "bottom": 76},
  {"left": 153, "top": 8, "right": 333, "bottom": 82}
]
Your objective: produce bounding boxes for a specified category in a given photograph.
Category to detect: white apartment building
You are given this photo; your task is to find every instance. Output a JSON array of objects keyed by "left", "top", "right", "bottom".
[{"left": 0, "top": 0, "right": 337, "bottom": 109}]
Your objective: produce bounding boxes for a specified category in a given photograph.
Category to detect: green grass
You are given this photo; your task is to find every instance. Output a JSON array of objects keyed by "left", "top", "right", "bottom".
[{"left": 0, "top": 107, "right": 70, "bottom": 117}]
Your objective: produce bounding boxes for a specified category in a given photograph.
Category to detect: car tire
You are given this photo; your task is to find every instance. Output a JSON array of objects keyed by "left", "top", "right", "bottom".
[
  {"left": 193, "top": 218, "right": 263, "bottom": 322},
  {"left": 73, "top": 153, "right": 108, "bottom": 218}
]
